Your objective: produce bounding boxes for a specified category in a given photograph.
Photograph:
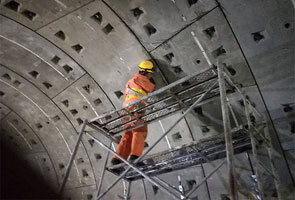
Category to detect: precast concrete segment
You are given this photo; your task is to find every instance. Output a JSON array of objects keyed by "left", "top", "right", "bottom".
[
  {"left": 218, "top": 0, "right": 295, "bottom": 186},
  {"left": 150, "top": 8, "right": 255, "bottom": 87},
  {"left": 0, "top": 0, "right": 94, "bottom": 30},
  {"left": 0, "top": 15, "right": 85, "bottom": 98},
  {"left": 104, "top": 0, "right": 218, "bottom": 51},
  {"left": 0, "top": 66, "right": 96, "bottom": 189},
  {"left": 37, "top": 0, "right": 166, "bottom": 108}
]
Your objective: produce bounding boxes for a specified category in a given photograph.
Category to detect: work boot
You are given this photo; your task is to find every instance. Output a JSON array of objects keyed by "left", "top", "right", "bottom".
[
  {"left": 110, "top": 158, "right": 121, "bottom": 166},
  {"left": 128, "top": 155, "right": 145, "bottom": 167}
]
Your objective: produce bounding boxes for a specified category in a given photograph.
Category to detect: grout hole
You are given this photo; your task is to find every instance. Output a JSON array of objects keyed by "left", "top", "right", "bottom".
[
  {"left": 30, "top": 139, "right": 37, "bottom": 145},
  {"left": 36, "top": 123, "right": 43, "bottom": 129},
  {"left": 91, "top": 12, "right": 102, "bottom": 24},
  {"left": 63, "top": 65, "right": 73, "bottom": 74},
  {"left": 2, "top": 73, "right": 12, "bottom": 80},
  {"left": 42, "top": 158, "right": 46, "bottom": 162},
  {"left": 82, "top": 84, "right": 91, "bottom": 94},
  {"left": 114, "top": 91, "right": 123, "bottom": 99},
  {"left": 59, "top": 163, "right": 65, "bottom": 170},
  {"left": 144, "top": 142, "right": 149, "bottom": 148},
  {"left": 195, "top": 59, "right": 201, "bottom": 64},
  {"left": 23, "top": 129, "right": 28, "bottom": 134},
  {"left": 131, "top": 7, "right": 144, "bottom": 20},
  {"left": 76, "top": 118, "right": 83, "bottom": 125},
  {"left": 252, "top": 31, "right": 264, "bottom": 42},
  {"left": 82, "top": 169, "right": 89, "bottom": 177},
  {"left": 4, "top": 0, "right": 20, "bottom": 12},
  {"left": 94, "top": 153, "right": 102, "bottom": 160},
  {"left": 61, "top": 99, "right": 69, "bottom": 107},
  {"left": 188, "top": 0, "right": 198, "bottom": 7},
  {"left": 83, "top": 105, "right": 88, "bottom": 110},
  {"left": 203, "top": 26, "right": 215, "bottom": 39},
  {"left": 173, "top": 66, "right": 183, "bottom": 74},
  {"left": 163, "top": 52, "right": 174, "bottom": 64},
  {"left": 52, "top": 115, "right": 61, "bottom": 122},
  {"left": 43, "top": 82, "right": 53, "bottom": 89},
  {"left": 284, "top": 23, "right": 291, "bottom": 29},
  {"left": 212, "top": 46, "right": 226, "bottom": 58},
  {"left": 21, "top": 9, "right": 37, "bottom": 21},
  {"left": 13, "top": 80, "right": 21, "bottom": 87},
  {"left": 54, "top": 30, "right": 66, "bottom": 41},
  {"left": 77, "top": 158, "right": 84, "bottom": 164},
  {"left": 93, "top": 98, "right": 102, "bottom": 106},
  {"left": 143, "top": 23, "right": 157, "bottom": 36},
  {"left": 0, "top": 91, "right": 5, "bottom": 97},
  {"left": 102, "top": 24, "right": 114, "bottom": 35},
  {"left": 51, "top": 55, "right": 60, "bottom": 64},
  {"left": 71, "top": 44, "right": 83, "bottom": 53},
  {"left": 171, "top": 132, "right": 182, "bottom": 141},
  {"left": 70, "top": 109, "right": 78, "bottom": 116},
  {"left": 28, "top": 71, "right": 39, "bottom": 79},
  {"left": 12, "top": 119, "right": 18, "bottom": 124}
]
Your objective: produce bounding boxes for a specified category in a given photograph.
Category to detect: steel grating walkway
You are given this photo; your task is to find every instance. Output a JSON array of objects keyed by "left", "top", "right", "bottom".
[
  {"left": 89, "top": 67, "right": 233, "bottom": 136},
  {"left": 106, "top": 128, "right": 251, "bottom": 180}
]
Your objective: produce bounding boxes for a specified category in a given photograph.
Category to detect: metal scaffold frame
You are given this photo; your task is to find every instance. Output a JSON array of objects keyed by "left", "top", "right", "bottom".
[{"left": 58, "top": 32, "right": 281, "bottom": 200}]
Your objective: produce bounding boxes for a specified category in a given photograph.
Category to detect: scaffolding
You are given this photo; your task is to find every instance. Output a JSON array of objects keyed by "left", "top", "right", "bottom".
[{"left": 58, "top": 32, "right": 281, "bottom": 200}]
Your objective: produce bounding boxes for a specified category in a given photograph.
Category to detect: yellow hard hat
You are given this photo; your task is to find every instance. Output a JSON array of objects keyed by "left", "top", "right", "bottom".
[{"left": 138, "top": 60, "right": 154, "bottom": 73}]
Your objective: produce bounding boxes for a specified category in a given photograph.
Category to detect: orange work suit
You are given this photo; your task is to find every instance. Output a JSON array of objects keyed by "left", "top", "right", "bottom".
[{"left": 114, "top": 73, "right": 155, "bottom": 160}]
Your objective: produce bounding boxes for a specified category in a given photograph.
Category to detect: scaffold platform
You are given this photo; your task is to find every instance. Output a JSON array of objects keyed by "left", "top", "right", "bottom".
[{"left": 106, "top": 127, "right": 251, "bottom": 180}]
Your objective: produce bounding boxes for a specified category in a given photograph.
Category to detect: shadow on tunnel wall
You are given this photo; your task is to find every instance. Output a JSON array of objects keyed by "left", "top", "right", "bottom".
[{"left": 0, "top": 138, "right": 59, "bottom": 199}]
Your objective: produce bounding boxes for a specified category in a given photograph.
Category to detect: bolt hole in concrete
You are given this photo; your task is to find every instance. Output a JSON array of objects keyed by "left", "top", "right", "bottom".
[
  {"left": 71, "top": 44, "right": 83, "bottom": 53},
  {"left": 212, "top": 46, "right": 226, "bottom": 57},
  {"left": 252, "top": 31, "right": 265, "bottom": 42},
  {"left": 94, "top": 153, "right": 102, "bottom": 160},
  {"left": 88, "top": 139, "right": 95, "bottom": 147},
  {"left": 28, "top": 70, "right": 39, "bottom": 79},
  {"left": 172, "top": 132, "right": 182, "bottom": 141},
  {"left": 83, "top": 84, "right": 91, "bottom": 94},
  {"left": 173, "top": 66, "right": 183, "bottom": 74},
  {"left": 82, "top": 169, "right": 89, "bottom": 177},
  {"left": 87, "top": 194, "right": 93, "bottom": 200},
  {"left": 0, "top": 91, "right": 5, "bottom": 97},
  {"left": 36, "top": 123, "right": 43, "bottom": 129},
  {"left": 203, "top": 26, "right": 215, "bottom": 39},
  {"left": 21, "top": 9, "right": 37, "bottom": 21},
  {"left": 30, "top": 139, "right": 37, "bottom": 145},
  {"left": 102, "top": 24, "right": 114, "bottom": 35},
  {"left": 62, "top": 99, "right": 69, "bottom": 107},
  {"left": 83, "top": 105, "right": 88, "bottom": 110},
  {"left": 114, "top": 91, "right": 124, "bottom": 99},
  {"left": 4, "top": 0, "right": 20, "bottom": 12},
  {"left": 77, "top": 157, "right": 84, "bottom": 164},
  {"left": 163, "top": 52, "right": 174, "bottom": 63},
  {"left": 188, "top": 0, "right": 198, "bottom": 7},
  {"left": 43, "top": 81, "right": 53, "bottom": 89},
  {"left": 63, "top": 65, "right": 73, "bottom": 73},
  {"left": 76, "top": 118, "right": 83, "bottom": 125},
  {"left": 51, "top": 55, "right": 60, "bottom": 64},
  {"left": 131, "top": 7, "right": 144, "bottom": 20},
  {"left": 59, "top": 163, "right": 65, "bottom": 170},
  {"left": 2, "top": 73, "right": 12, "bottom": 80},
  {"left": 201, "top": 126, "right": 210, "bottom": 133},
  {"left": 54, "top": 30, "right": 66, "bottom": 41},
  {"left": 143, "top": 23, "right": 157, "bottom": 36},
  {"left": 52, "top": 115, "right": 61, "bottom": 122},
  {"left": 93, "top": 98, "right": 102, "bottom": 106},
  {"left": 13, "top": 80, "right": 21, "bottom": 87},
  {"left": 91, "top": 12, "right": 102, "bottom": 24},
  {"left": 226, "top": 66, "right": 236, "bottom": 76},
  {"left": 70, "top": 109, "right": 78, "bottom": 116}
]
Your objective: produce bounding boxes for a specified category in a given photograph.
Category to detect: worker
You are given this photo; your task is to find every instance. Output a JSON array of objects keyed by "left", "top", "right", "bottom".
[{"left": 111, "top": 60, "right": 155, "bottom": 165}]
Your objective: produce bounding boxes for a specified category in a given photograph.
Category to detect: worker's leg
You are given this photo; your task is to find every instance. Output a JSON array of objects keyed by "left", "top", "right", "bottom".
[
  {"left": 113, "top": 131, "right": 132, "bottom": 161},
  {"left": 130, "top": 125, "right": 147, "bottom": 157}
]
